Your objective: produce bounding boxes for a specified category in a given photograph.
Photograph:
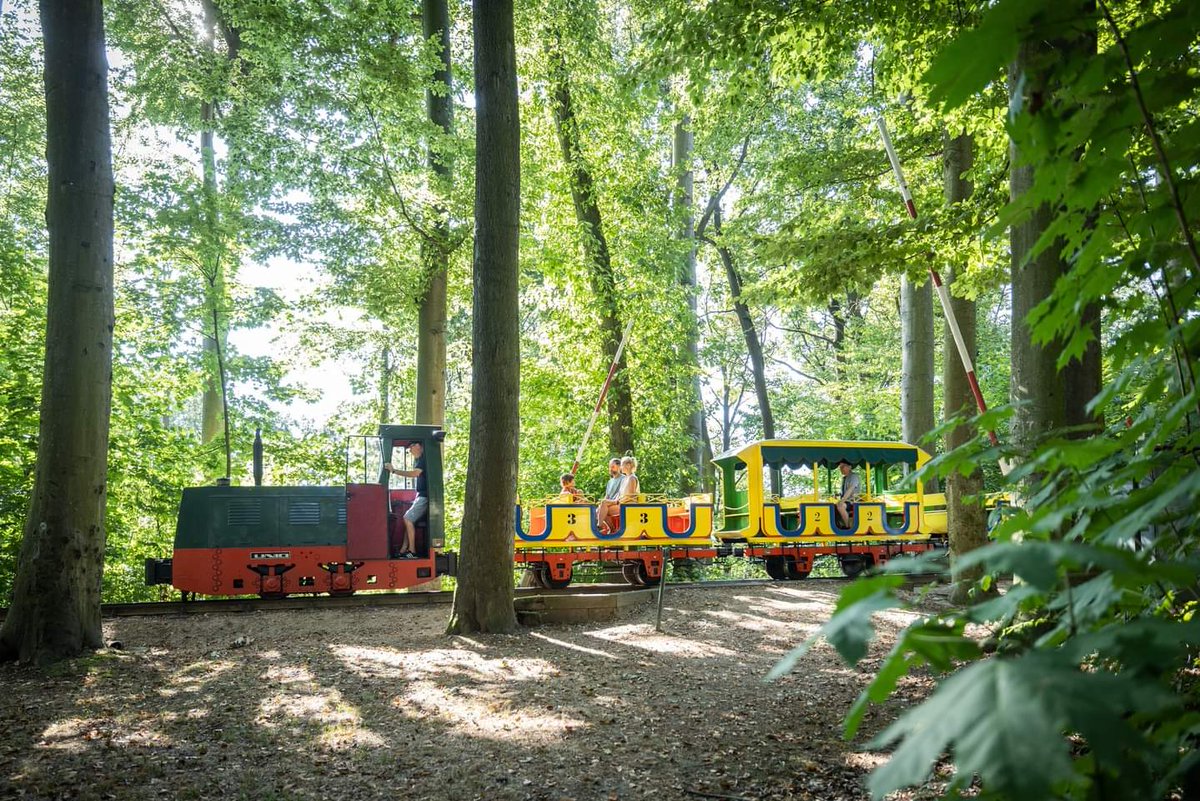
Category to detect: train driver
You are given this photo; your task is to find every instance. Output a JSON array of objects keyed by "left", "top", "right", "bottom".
[
  {"left": 835, "top": 459, "right": 861, "bottom": 528},
  {"left": 384, "top": 441, "right": 427, "bottom": 558}
]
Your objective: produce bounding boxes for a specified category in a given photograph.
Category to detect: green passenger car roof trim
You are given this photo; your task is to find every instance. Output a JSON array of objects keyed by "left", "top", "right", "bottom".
[{"left": 713, "top": 439, "right": 924, "bottom": 470}]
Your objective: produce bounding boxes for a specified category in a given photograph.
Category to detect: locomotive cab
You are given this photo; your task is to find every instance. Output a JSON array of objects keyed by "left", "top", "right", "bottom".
[{"left": 348, "top": 424, "right": 447, "bottom": 560}]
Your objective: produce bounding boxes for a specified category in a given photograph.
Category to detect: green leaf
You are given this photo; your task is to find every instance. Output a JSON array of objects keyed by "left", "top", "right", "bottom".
[
  {"left": 924, "top": 0, "right": 1094, "bottom": 110},
  {"left": 868, "top": 652, "right": 1178, "bottom": 799},
  {"left": 845, "top": 620, "right": 981, "bottom": 740}
]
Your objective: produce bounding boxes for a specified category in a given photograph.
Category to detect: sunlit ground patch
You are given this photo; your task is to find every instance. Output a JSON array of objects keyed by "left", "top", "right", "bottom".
[
  {"left": 871, "top": 608, "right": 922, "bottom": 629},
  {"left": 255, "top": 683, "right": 384, "bottom": 749},
  {"left": 397, "top": 678, "right": 587, "bottom": 742},
  {"left": 38, "top": 717, "right": 131, "bottom": 752},
  {"left": 529, "top": 631, "right": 619, "bottom": 659},
  {"left": 696, "top": 608, "right": 823, "bottom": 639},
  {"left": 735, "top": 591, "right": 838, "bottom": 614},
  {"left": 331, "top": 644, "right": 556, "bottom": 684},
  {"left": 158, "top": 659, "right": 236, "bottom": 697},
  {"left": 584, "top": 622, "right": 741, "bottom": 657},
  {"left": 262, "top": 663, "right": 317, "bottom": 685}
]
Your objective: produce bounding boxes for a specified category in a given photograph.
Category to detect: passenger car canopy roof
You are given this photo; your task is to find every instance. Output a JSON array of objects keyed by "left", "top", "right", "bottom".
[{"left": 713, "top": 440, "right": 921, "bottom": 471}]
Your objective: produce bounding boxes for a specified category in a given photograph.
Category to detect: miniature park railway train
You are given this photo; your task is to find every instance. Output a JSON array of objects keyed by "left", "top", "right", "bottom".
[{"left": 145, "top": 425, "right": 949, "bottom": 599}]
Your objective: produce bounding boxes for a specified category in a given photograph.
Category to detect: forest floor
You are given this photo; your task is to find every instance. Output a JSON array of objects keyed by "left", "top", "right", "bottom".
[{"left": 0, "top": 581, "right": 953, "bottom": 801}]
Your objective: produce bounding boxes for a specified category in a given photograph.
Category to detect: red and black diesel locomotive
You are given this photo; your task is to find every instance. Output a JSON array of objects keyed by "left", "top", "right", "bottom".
[{"left": 145, "top": 424, "right": 456, "bottom": 598}]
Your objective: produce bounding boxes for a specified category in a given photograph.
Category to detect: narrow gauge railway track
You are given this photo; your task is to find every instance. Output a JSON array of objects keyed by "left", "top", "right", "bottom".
[{"left": 0, "top": 575, "right": 941, "bottom": 620}]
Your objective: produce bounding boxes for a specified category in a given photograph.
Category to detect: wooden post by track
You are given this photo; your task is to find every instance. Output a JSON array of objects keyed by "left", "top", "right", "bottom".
[{"left": 654, "top": 547, "right": 668, "bottom": 632}]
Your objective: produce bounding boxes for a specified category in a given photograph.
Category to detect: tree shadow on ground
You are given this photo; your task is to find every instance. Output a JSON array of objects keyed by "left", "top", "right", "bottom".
[{"left": 0, "top": 585, "right": 928, "bottom": 801}]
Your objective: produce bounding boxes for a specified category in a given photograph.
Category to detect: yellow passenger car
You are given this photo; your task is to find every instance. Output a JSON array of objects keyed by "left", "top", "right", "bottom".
[
  {"left": 513, "top": 493, "right": 716, "bottom": 588},
  {"left": 713, "top": 439, "right": 943, "bottom": 545}
]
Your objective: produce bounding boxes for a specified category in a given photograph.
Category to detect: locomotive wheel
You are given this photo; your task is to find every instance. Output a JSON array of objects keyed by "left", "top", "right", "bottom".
[
  {"left": 764, "top": 556, "right": 789, "bottom": 581},
  {"left": 838, "top": 555, "right": 872, "bottom": 578},
  {"left": 785, "top": 557, "right": 810, "bottom": 580}
]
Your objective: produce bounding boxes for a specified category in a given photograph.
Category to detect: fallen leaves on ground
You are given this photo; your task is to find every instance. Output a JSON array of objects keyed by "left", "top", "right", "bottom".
[{"left": 0, "top": 582, "right": 947, "bottom": 801}]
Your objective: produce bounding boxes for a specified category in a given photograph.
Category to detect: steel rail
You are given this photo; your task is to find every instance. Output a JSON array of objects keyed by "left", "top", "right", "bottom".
[{"left": 0, "top": 575, "right": 943, "bottom": 621}]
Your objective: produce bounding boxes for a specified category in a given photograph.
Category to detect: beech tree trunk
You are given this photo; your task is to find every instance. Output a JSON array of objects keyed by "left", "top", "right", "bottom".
[
  {"left": 415, "top": 0, "right": 452, "bottom": 428},
  {"left": 1060, "top": 15, "right": 1103, "bottom": 434},
  {"left": 1009, "top": 40, "right": 1068, "bottom": 455},
  {"left": 447, "top": 0, "right": 519, "bottom": 635},
  {"left": 900, "top": 273, "right": 937, "bottom": 492},
  {"left": 942, "top": 132, "right": 987, "bottom": 604},
  {"left": 546, "top": 34, "right": 635, "bottom": 458},
  {"left": 0, "top": 0, "right": 115, "bottom": 664},
  {"left": 673, "top": 115, "right": 712, "bottom": 493}
]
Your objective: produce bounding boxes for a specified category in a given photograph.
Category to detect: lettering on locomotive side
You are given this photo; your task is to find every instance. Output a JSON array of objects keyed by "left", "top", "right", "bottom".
[{"left": 250, "top": 551, "right": 291, "bottom": 559}]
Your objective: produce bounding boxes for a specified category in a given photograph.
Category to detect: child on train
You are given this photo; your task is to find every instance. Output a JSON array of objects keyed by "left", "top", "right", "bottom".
[{"left": 559, "top": 473, "right": 586, "bottom": 503}]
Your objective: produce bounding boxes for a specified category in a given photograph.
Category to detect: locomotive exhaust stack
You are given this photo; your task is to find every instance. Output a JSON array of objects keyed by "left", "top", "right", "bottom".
[{"left": 253, "top": 427, "right": 264, "bottom": 487}]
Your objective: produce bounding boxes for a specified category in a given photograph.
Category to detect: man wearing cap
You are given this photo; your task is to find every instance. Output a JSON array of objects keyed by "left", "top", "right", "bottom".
[{"left": 835, "top": 459, "right": 861, "bottom": 529}]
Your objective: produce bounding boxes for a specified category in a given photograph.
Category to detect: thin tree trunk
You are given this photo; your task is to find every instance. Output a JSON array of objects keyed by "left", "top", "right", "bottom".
[
  {"left": 673, "top": 115, "right": 711, "bottom": 493},
  {"left": 0, "top": 0, "right": 114, "bottom": 663},
  {"left": 707, "top": 207, "right": 777, "bottom": 495},
  {"left": 380, "top": 343, "right": 391, "bottom": 424},
  {"left": 900, "top": 272, "right": 937, "bottom": 491},
  {"left": 199, "top": 0, "right": 225, "bottom": 449},
  {"left": 415, "top": 0, "right": 452, "bottom": 428},
  {"left": 942, "top": 132, "right": 987, "bottom": 605},
  {"left": 545, "top": 33, "right": 635, "bottom": 458},
  {"left": 447, "top": 0, "right": 519, "bottom": 635}
]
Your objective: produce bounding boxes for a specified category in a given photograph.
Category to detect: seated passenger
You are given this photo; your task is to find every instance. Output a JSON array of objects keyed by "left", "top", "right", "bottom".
[
  {"left": 596, "top": 456, "right": 640, "bottom": 533},
  {"left": 559, "top": 473, "right": 586, "bottom": 503},
  {"left": 595, "top": 458, "right": 622, "bottom": 528},
  {"left": 835, "top": 459, "right": 861, "bottom": 528}
]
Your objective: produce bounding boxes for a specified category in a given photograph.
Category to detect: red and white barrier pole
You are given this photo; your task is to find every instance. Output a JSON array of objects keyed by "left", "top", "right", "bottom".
[
  {"left": 877, "top": 115, "right": 1004, "bottom": 454},
  {"left": 571, "top": 319, "right": 635, "bottom": 476}
]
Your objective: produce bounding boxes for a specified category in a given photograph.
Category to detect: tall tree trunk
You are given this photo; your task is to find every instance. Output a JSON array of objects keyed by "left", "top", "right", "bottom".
[
  {"left": 900, "top": 273, "right": 937, "bottom": 492},
  {"left": 0, "top": 0, "right": 114, "bottom": 664},
  {"left": 1060, "top": 13, "right": 1102, "bottom": 434},
  {"left": 1009, "top": 40, "right": 1068, "bottom": 456},
  {"left": 942, "top": 132, "right": 987, "bottom": 605},
  {"left": 415, "top": 0, "right": 452, "bottom": 428},
  {"left": 1063, "top": 303, "right": 1102, "bottom": 431},
  {"left": 447, "top": 0, "right": 519, "bottom": 635},
  {"left": 673, "top": 115, "right": 711, "bottom": 493},
  {"left": 708, "top": 207, "right": 778, "bottom": 495},
  {"left": 199, "top": 0, "right": 225, "bottom": 450},
  {"left": 545, "top": 34, "right": 635, "bottom": 458}
]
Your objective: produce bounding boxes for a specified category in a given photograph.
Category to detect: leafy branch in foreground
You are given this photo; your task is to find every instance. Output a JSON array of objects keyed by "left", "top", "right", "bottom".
[{"left": 771, "top": 0, "right": 1200, "bottom": 798}]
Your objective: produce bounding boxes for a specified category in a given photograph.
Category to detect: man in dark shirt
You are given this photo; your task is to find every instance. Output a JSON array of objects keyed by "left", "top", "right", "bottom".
[{"left": 385, "top": 441, "right": 426, "bottom": 558}]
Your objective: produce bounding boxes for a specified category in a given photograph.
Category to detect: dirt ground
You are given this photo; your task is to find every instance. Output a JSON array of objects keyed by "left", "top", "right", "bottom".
[{"left": 0, "top": 581, "right": 944, "bottom": 801}]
